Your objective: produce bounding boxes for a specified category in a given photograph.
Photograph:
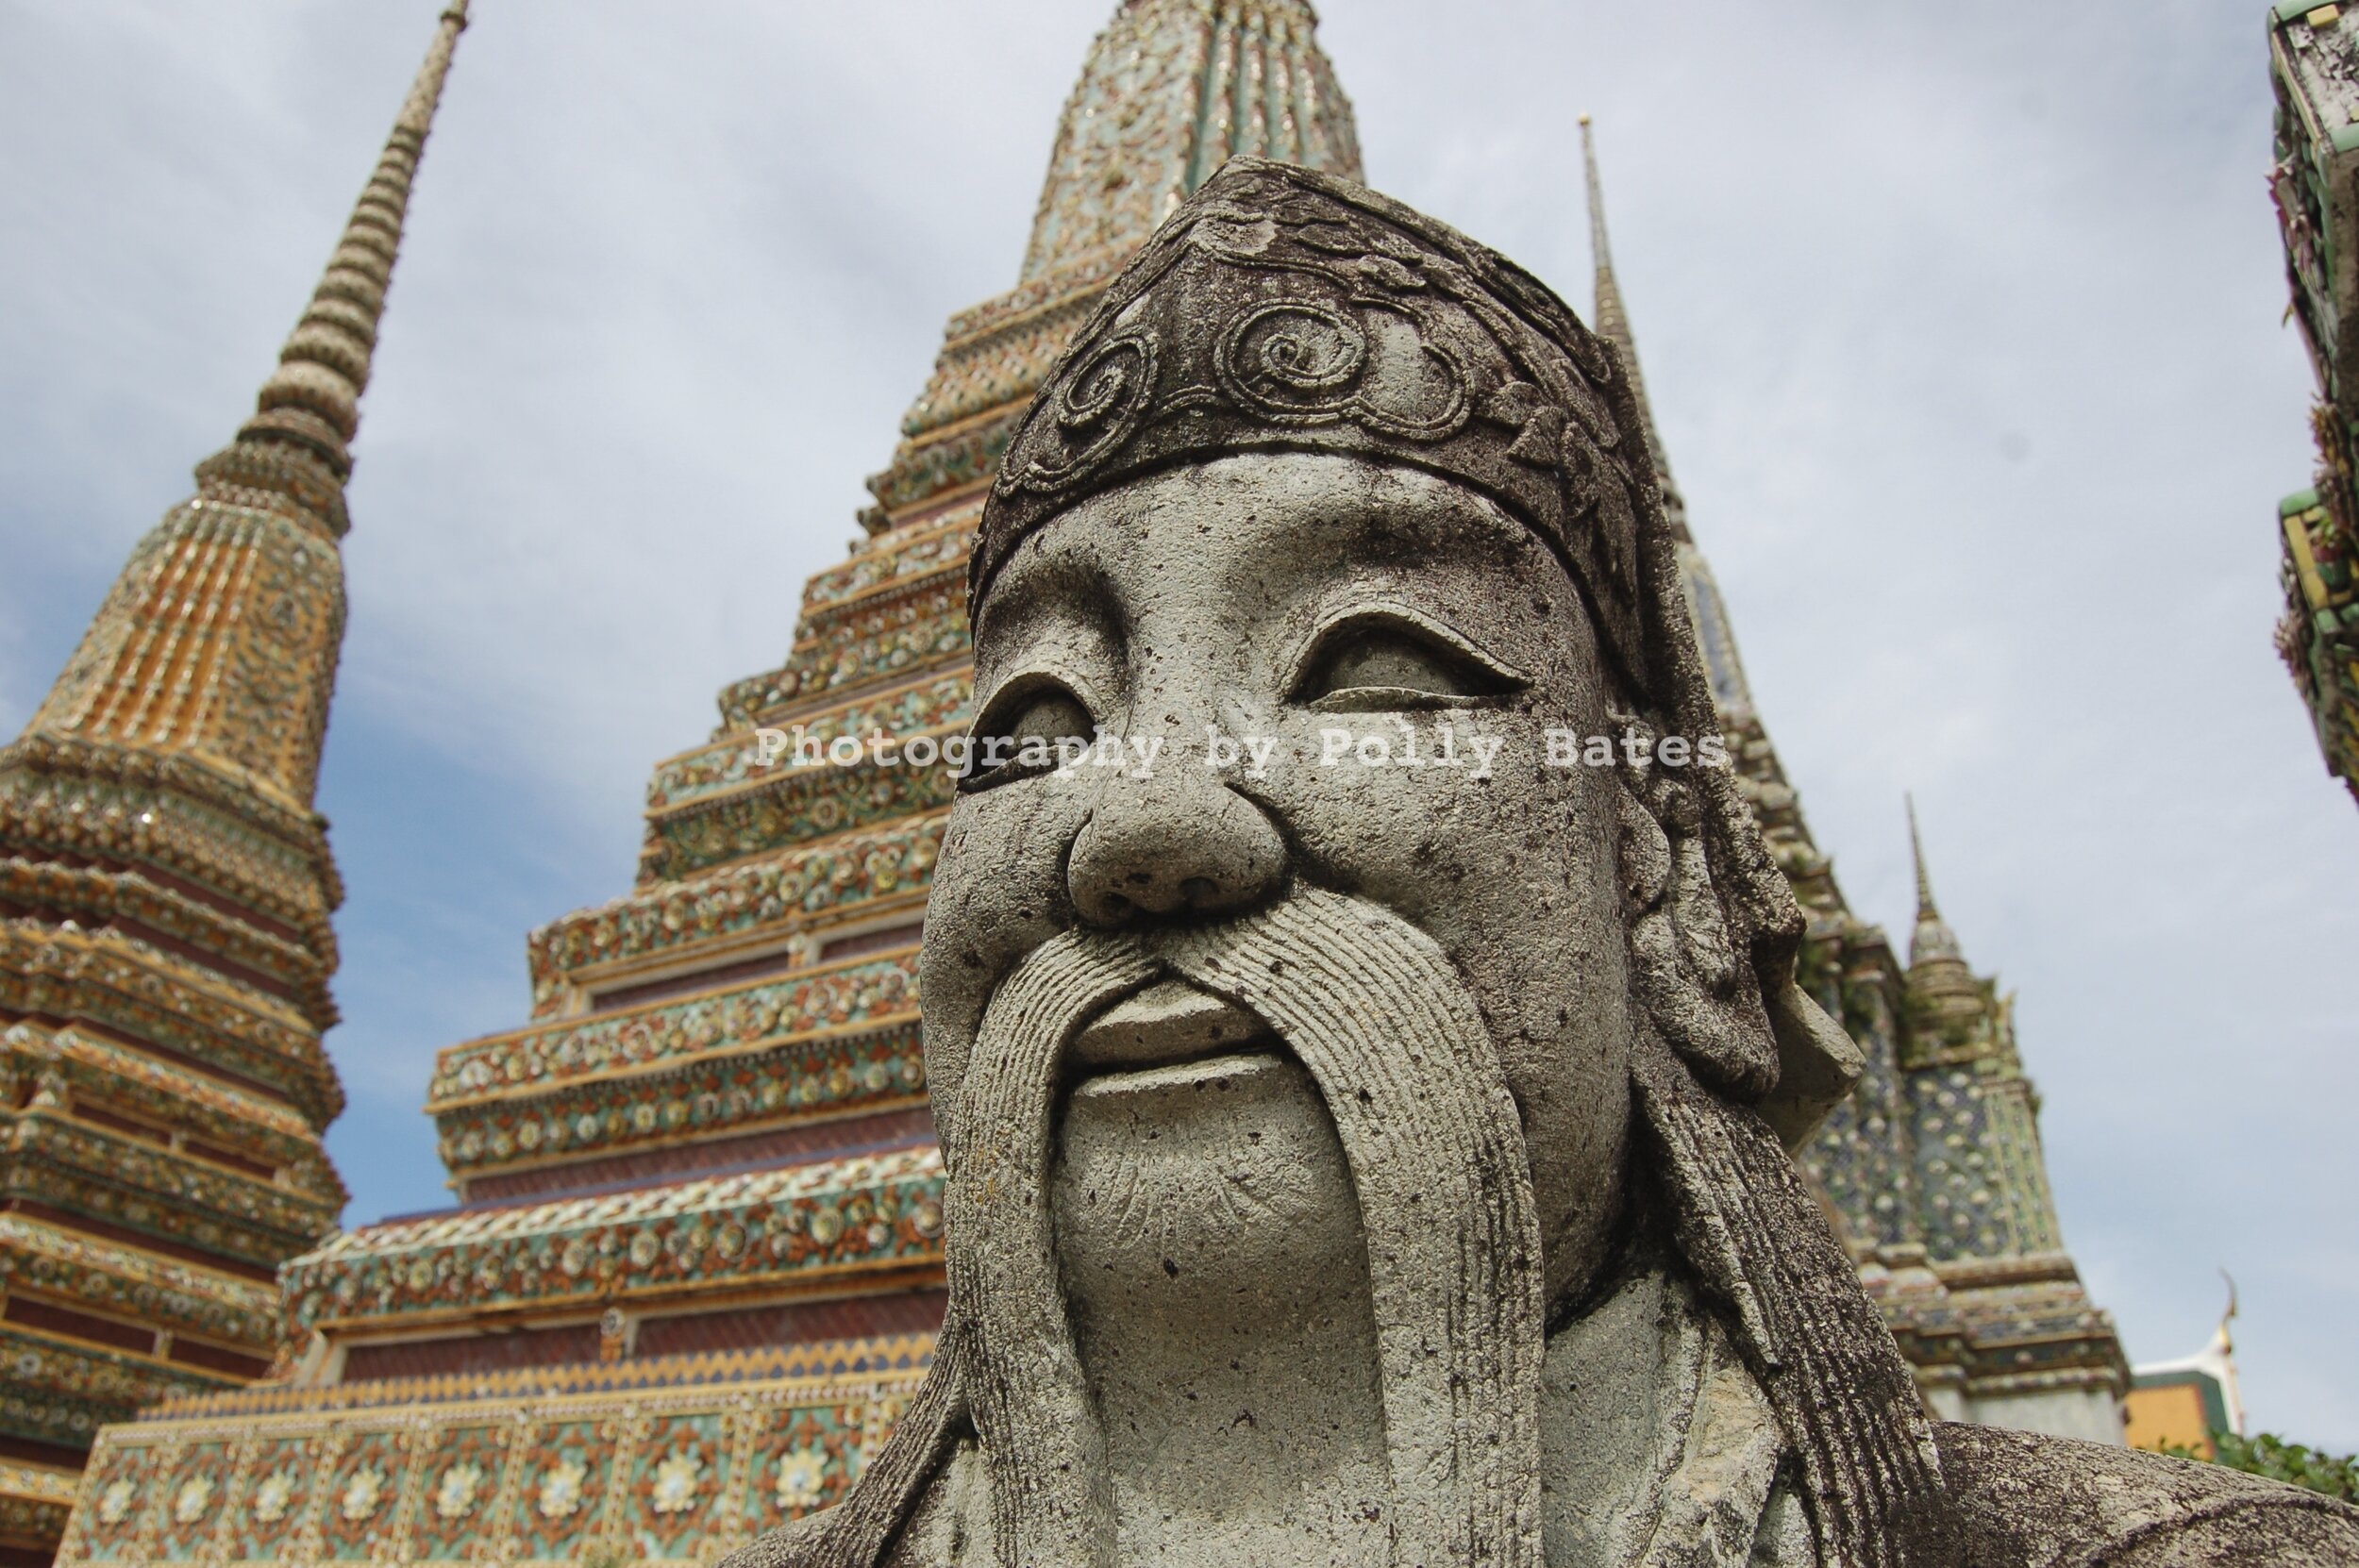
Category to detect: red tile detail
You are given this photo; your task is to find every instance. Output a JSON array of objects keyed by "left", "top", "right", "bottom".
[
  {"left": 4, "top": 1295, "right": 155, "bottom": 1354},
  {"left": 818, "top": 923, "right": 923, "bottom": 962},
  {"left": 632, "top": 1289, "right": 946, "bottom": 1359},
  {"left": 168, "top": 1338, "right": 272, "bottom": 1377},
  {"left": 340, "top": 1324, "right": 602, "bottom": 1381},
  {"left": 461, "top": 1106, "right": 936, "bottom": 1207}
]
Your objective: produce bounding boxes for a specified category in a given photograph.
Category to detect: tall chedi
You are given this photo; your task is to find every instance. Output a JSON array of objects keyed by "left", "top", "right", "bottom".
[
  {"left": 58, "top": 8, "right": 1356, "bottom": 1567},
  {"left": 0, "top": 4, "right": 466, "bottom": 1560},
  {"left": 63, "top": 9, "right": 2120, "bottom": 1568},
  {"left": 1899, "top": 803, "right": 2067, "bottom": 1264},
  {"left": 1583, "top": 119, "right": 2124, "bottom": 1443}
]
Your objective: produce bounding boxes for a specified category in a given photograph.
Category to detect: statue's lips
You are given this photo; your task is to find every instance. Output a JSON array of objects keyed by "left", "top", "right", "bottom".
[{"left": 1064, "top": 978, "right": 1277, "bottom": 1083}]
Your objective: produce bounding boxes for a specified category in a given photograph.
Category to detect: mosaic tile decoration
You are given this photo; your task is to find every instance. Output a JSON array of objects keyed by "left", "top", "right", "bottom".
[
  {"left": 0, "top": 13, "right": 481, "bottom": 1540},
  {"left": 798, "top": 511, "right": 979, "bottom": 612},
  {"left": 429, "top": 949, "right": 918, "bottom": 1110},
  {"left": 0, "top": 1211, "right": 281, "bottom": 1350},
  {"left": 433, "top": 1022, "right": 927, "bottom": 1184},
  {"left": 525, "top": 815, "right": 941, "bottom": 1018},
  {"left": 0, "top": 1459, "right": 80, "bottom": 1554},
  {"left": 641, "top": 742, "right": 958, "bottom": 886},
  {"left": 59, "top": 1362, "right": 929, "bottom": 1566},
  {"left": 281, "top": 1146, "right": 945, "bottom": 1335},
  {"left": 136, "top": 1333, "right": 936, "bottom": 1422},
  {"left": 645, "top": 674, "right": 971, "bottom": 814}
]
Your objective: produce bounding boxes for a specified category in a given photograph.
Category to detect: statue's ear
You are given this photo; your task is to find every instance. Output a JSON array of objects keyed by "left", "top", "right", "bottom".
[
  {"left": 1612, "top": 715, "right": 1861, "bottom": 1147},
  {"left": 1756, "top": 974, "right": 1864, "bottom": 1151}
]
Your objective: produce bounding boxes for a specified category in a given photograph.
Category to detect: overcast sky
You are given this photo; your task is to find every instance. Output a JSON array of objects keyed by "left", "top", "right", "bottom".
[{"left": 4, "top": 0, "right": 2354, "bottom": 1447}]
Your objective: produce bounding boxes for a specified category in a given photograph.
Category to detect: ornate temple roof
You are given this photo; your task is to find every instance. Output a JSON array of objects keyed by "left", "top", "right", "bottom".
[
  {"left": 1907, "top": 796, "right": 1967, "bottom": 971},
  {"left": 1580, "top": 116, "right": 1683, "bottom": 542}
]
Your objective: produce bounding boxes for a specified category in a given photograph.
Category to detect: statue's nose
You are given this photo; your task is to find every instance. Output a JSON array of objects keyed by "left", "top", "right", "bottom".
[{"left": 1067, "top": 767, "right": 1286, "bottom": 926}]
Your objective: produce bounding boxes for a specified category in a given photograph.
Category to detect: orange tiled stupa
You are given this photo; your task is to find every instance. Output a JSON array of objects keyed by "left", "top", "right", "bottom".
[
  {"left": 0, "top": 3, "right": 468, "bottom": 1560},
  {"left": 59, "top": 3, "right": 2126, "bottom": 1564}
]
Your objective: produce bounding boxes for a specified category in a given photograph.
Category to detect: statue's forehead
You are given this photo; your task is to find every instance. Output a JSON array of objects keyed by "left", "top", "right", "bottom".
[{"left": 975, "top": 452, "right": 1555, "bottom": 631}]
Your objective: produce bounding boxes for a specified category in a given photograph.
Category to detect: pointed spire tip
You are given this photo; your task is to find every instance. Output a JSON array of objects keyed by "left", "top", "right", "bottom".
[
  {"left": 1907, "top": 792, "right": 1938, "bottom": 920},
  {"left": 1575, "top": 111, "right": 1682, "bottom": 525},
  {"left": 231, "top": 0, "right": 467, "bottom": 499}
]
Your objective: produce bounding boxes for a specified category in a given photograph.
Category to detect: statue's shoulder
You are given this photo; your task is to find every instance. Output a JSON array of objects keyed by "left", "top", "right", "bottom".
[{"left": 1933, "top": 1420, "right": 2359, "bottom": 1567}]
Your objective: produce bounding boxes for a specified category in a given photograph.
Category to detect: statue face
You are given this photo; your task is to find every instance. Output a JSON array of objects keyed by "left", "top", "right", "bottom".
[{"left": 922, "top": 451, "right": 1639, "bottom": 1313}]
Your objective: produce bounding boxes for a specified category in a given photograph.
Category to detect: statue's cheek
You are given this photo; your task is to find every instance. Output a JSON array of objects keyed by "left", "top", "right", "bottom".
[
  {"left": 920, "top": 781, "right": 1096, "bottom": 1021},
  {"left": 1264, "top": 718, "right": 1594, "bottom": 901}
]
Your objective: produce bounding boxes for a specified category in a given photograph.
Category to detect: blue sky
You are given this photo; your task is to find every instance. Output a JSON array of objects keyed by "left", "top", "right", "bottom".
[{"left": 3, "top": 1, "right": 2354, "bottom": 1444}]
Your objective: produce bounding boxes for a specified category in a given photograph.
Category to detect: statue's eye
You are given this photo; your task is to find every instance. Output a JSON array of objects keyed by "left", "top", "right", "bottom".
[
  {"left": 963, "top": 679, "right": 1097, "bottom": 791},
  {"left": 1295, "top": 615, "right": 1523, "bottom": 710}
]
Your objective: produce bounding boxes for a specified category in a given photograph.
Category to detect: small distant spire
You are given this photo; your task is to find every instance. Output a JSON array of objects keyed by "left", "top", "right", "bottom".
[
  {"left": 1578, "top": 114, "right": 1685, "bottom": 538},
  {"left": 1907, "top": 794, "right": 1937, "bottom": 921},
  {"left": 1905, "top": 795, "right": 1962, "bottom": 967},
  {"left": 230, "top": 0, "right": 469, "bottom": 503}
]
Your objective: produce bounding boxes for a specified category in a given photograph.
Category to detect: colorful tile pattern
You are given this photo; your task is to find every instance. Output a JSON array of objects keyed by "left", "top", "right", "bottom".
[
  {"left": 428, "top": 949, "right": 918, "bottom": 1110},
  {"left": 0, "top": 1460, "right": 80, "bottom": 1554},
  {"left": 433, "top": 1020, "right": 926, "bottom": 1184},
  {"left": 3, "top": 1111, "right": 335, "bottom": 1265},
  {"left": 525, "top": 812, "right": 943, "bottom": 1018},
  {"left": 710, "top": 578, "right": 971, "bottom": 742},
  {"left": 641, "top": 759, "right": 957, "bottom": 889},
  {"left": 646, "top": 672, "right": 971, "bottom": 813},
  {"left": 411, "top": 1424, "right": 510, "bottom": 1560},
  {"left": 0, "top": 1213, "right": 280, "bottom": 1349},
  {"left": 152, "top": 1442, "right": 233, "bottom": 1561},
  {"left": 64, "top": 1364, "right": 926, "bottom": 1567},
  {"left": 281, "top": 1146, "right": 945, "bottom": 1333},
  {"left": 226, "top": 1436, "right": 317, "bottom": 1562},
  {"left": 799, "top": 511, "right": 979, "bottom": 611}
]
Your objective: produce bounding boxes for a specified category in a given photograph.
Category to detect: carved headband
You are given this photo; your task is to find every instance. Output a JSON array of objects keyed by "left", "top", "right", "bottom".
[{"left": 977, "top": 157, "right": 1657, "bottom": 695}]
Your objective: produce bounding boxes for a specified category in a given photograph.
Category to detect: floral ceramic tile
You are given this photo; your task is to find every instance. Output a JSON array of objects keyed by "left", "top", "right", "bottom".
[
  {"left": 229, "top": 1437, "right": 320, "bottom": 1562},
  {"left": 509, "top": 1420, "right": 614, "bottom": 1561},
  {"left": 155, "top": 1443, "right": 233, "bottom": 1560},
  {"left": 621, "top": 1412, "right": 728, "bottom": 1560}
]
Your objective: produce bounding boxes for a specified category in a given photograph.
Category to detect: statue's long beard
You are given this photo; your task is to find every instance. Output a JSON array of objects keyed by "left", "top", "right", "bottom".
[{"left": 858, "top": 886, "right": 1546, "bottom": 1568}]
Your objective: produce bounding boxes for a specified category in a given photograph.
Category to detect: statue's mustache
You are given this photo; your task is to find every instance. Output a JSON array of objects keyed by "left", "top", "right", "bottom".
[{"left": 943, "top": 886, "right": 1546, "bottom": 1568}]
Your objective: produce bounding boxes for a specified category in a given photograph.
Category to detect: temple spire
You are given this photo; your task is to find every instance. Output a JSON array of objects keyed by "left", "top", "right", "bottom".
[
  {"left": 0, "top": 8, "right": 469, "bottom": 1504},
  {"left": 1578, "top": 114, "right": 1685, "bottom": 538},
  {"left": 22, "top": 0, "right": 469, "bottom": 807},
  {"left": 1020, "top": 0, "right": 1361, "bottom": 283},
  {"left": 230, "top": 1, "right": 468, "bottom": 514},
  {"left": 1906, "top": 795, "right": 1964, "bottom": 969},
  {"left": 1909, "top": 794, "right": 1937, "bottom": 920}
]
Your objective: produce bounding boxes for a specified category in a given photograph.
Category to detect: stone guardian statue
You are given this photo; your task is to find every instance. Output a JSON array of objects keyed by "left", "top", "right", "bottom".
[{"left": 730, "top": 159, "right": 2359, "bottom": 1568}]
